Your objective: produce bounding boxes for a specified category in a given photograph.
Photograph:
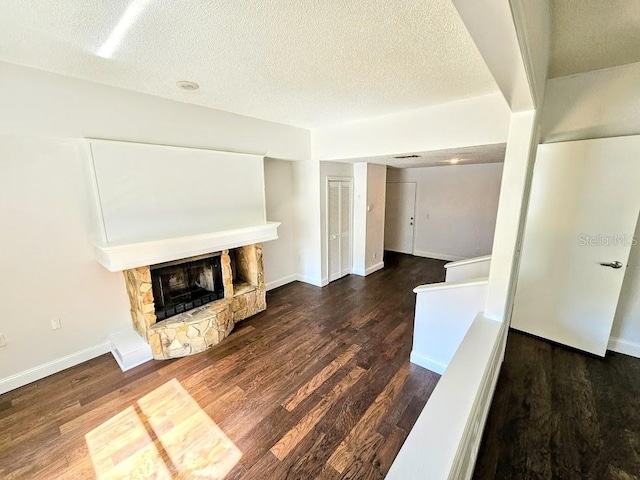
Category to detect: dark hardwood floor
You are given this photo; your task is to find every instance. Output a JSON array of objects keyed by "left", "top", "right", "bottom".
[
  {"left": 0, "top": 251, "right": 445, "bottom": 479},
  {"left": 474, "top": 330, "right": 640, "bottom": 480}
]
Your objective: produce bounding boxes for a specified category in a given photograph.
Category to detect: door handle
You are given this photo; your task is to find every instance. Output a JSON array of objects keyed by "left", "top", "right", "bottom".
[{"left": 600, "top": 261, "right": 623, "bottom": 269}]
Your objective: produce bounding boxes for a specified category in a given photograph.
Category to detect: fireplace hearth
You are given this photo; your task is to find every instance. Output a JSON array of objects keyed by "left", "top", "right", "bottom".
[{"left": 123, "top": 243, "right": 266, "bottom": 360}]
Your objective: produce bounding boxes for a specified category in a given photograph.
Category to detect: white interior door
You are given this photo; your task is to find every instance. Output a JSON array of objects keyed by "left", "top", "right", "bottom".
[
  {"left": 512, "top": 136, "right": 640, "bottom": 356},
  {"left": 328, "top": 180, "right": 352, "bottom": 282},
  {"left": 384, "top": 182, "right": 416, "bottom": 254}
]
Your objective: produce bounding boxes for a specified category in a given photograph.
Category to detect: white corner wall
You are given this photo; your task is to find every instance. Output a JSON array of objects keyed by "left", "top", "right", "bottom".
[
  {"left": 292, "top": 160, "right": 323, "bottom": 286},
  {"left": 352, "top": 163, "right": 387, "bottom": 276},
  {"left": 0, "top": 63, "right": 310, "bottom": 391},
  {"left": 353, "top": 163, "right": 368, "bottom": 276},
  {"left": 542, "top": 62, "right": 640, "bottom": 144},
  {"left": 485, "top": 110, "right": 538, "bottom": 322},
  {"left": 610, "top": 212, "right": 640, "bottom": 357},
  {"left": 263, "top": 159, "right": 298, "bottom": 290},
  {"left": 386, "top": 163, "right": 503, "bottom": 260},
  {"left": 366, "top": 164, "right": 387, "bottom": 272},
  {"left": 311, "top": 92, "right": 511, "bottom": 161},
  {"left": 0, "top": 135, "right": 131, "bottom": 388}
]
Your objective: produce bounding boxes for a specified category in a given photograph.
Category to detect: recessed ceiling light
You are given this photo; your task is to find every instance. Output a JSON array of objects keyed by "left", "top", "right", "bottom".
[
  {"left": 449, "top": 158, "right": 460, "bottom": 164},
  {"left": 176, "top": 81, "right": 200, "bottom": 91}
]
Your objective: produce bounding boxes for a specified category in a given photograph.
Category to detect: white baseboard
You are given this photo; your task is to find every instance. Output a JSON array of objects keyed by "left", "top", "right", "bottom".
[
  {"left": 410, "top": 351, "right": 447, "bottom": 375},
  {"left": 294, "top": 274, "right": 327, "bottom": 287},
  {"left": 353, "top": 261, "right": 385, "bottom": 277},
  {"left": 265, "top": 274, "right": 298, "bottom": 291},
  {"left": 413, "top": 250, "right": 465, "bottom": 262},
  {"left": 0, "top": 341, "right": 111, "bottom": 395},
  {"left": 608, "top": 336, "right": 640, "bottom": 358}
]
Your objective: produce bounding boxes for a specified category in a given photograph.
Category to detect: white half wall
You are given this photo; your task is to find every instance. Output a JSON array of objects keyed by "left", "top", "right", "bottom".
[
  {"left": 311, "top": 93, "right": 511, "bottom": 161},
  {"left": 411, "top": 279, "right": 490, "bottom": 374},
  {"left": 263, "top": 159, "right": 298, "bottom": 290},
  {"left": 542, "top": 62, "right": 640, "bottom": 143},
  {"left": 387, "top": 163, "right": 503, "bottom": 260}
]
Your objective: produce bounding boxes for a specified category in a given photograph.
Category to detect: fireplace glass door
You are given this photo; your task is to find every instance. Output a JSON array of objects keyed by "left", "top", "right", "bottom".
[{"left": 151, "top": 254, "right": 224, "bottom": 321}]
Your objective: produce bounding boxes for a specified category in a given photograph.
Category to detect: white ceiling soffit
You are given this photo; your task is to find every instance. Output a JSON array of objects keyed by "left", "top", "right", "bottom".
[
  {"left": 334, "top": 143, "right": 506, "bottom": 169},
  {"left": 0, "top": 1, "right": 498, "bottom": 128},
  {"left": 550, "top": 0, "right": 640, "bottom": 78}
]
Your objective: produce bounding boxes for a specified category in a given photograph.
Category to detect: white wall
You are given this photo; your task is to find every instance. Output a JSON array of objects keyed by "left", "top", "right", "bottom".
[
  {"left": 542, "top": 62, "right": 640, "bottom": 143},
  {"left": 311, "top": 92, "right": 511, "bottom": 161},
  {"left": 365, "top": 164, "right": 387, "bottom": 271},
  {"left": 0, "top": 62, "right": 310, "bottom": 161},
  {"left": 0, "top": 135, "right": 132, "bottom": 382},
  {"left": 263, "top": 159, "right": 297, "bottom": 290},
  {"left": 352, "top": 164, "right": 368, "bottom": 276},
  {"left": 292, "top": 161, "right": 323, "bottom": 286},
  {"left": 319, "top": 161, "right": 353, "bottom": 284},
  {"left": 386, "top": 163, "right": 503, "bottom": 261},
  {"left": 610, "top": 213, "right": 640, "bottom": 356},
  {"left": 0, "top": 63, "right": 310, "bottom": 388},
  {"left": 485, "top": 111, "right": 538, "bottom": 322},
  {"left": 352, "top": 163, "right": 387, "bottom": 276}
]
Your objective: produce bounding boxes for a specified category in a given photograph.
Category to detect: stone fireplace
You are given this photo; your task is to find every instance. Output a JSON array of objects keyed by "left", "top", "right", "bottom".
[{"left": 123, "top": 243, "right": 266, "bottom": 360}]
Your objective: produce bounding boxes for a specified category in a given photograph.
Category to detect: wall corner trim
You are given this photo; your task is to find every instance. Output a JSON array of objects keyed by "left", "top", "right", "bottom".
[
  {"left": 410, "top": 351, "right": 447, "bottom": 375},
  {"left": 608, "top": 336, "right": 640, "bottom": 359}
]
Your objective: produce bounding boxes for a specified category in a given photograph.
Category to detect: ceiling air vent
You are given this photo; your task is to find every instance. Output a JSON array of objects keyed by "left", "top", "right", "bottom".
[{"left": 394, "top": 154, "right": 420, "bottom": 159}]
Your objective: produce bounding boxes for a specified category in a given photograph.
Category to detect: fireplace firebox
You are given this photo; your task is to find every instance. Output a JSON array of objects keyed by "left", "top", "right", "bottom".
[{"left": 150, "top": 253, "right": 224, "bottom": 321}]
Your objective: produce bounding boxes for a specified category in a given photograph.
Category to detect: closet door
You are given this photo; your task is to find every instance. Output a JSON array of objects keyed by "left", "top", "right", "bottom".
[{"left": 328, "top": 180, "right": 353, "bottom": 283}]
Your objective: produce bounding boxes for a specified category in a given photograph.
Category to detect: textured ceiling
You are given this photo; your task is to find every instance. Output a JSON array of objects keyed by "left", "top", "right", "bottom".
[
  {"left": 0, "top": 0, "right": 498, "bottom": 128},
  {"left": 338, "top": 143, "right": 506, "bottom": 169},
  {"left": 549, "top": 0, "right": 640, "bottom": 78}
]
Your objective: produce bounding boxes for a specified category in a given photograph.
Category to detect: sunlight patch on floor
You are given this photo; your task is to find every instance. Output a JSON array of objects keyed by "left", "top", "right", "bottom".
[{"left": 85, "top": 378, "right": 242, "bottom": 479}]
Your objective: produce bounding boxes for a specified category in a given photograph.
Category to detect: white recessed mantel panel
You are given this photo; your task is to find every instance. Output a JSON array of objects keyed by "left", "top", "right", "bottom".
[
  {"left": 89, "top": 139, "right": 267, "bottom": 244},
  {"left": 87, "top": 139, "right": 279, "bottom": 271}
]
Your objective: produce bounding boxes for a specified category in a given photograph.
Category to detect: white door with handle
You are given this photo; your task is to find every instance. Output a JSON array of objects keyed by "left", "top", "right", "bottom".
[
  {"left": 384, "top": 182, "right": 416, "bottom": 254},
  {"left": 512, "top": 136, "right": 640, "bottom": 356},
  {"left": 328, "top": 179, "right": 352, "bottom": 282}
]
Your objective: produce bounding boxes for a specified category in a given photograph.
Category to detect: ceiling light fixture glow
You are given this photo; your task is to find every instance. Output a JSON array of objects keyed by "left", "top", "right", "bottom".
[
  {"left": 449, "top": 158, "right": 460, "bottom": 164},
  {"left": 97, "top": 0, "right": 151, "bottom": 59}
]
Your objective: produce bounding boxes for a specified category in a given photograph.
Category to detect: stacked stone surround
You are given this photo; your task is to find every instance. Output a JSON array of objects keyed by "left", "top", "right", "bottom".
[{"left": 123, "top": 243, "right": 266, "bottom": 360}]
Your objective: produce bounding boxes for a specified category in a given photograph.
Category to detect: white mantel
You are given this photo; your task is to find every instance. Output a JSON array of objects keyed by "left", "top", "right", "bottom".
[{"left": 94, "top": 222, "right": 280, "bottom": 272}]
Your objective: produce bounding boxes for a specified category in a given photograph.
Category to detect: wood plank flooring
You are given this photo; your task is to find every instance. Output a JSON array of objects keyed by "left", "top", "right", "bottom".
[
  {"left": 0, "top": 252, "right": 444, "bottom": 479},
  {"left": 473, "top": 330, "right": 640, "bottom": 480}
]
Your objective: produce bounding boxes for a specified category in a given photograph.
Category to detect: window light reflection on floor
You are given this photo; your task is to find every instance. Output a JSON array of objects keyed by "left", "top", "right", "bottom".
[{"left": 85, "top": 378, "right": 242, "bottom": 479}]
